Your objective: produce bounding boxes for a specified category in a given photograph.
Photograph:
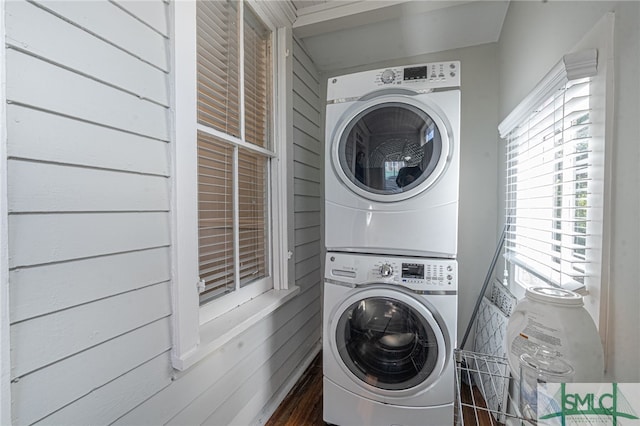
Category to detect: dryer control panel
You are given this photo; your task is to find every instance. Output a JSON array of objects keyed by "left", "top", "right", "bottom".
[
  {"left": 327, "top": 61, "right": 460, "bottom": 103},
  {"left": 326, "top": 252, "right": 457, "bottom": 291}
]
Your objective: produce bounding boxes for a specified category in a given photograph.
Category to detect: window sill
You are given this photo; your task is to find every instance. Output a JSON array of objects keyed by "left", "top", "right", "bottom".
[{"left": 172, "top": 286, "right": 300, "bottom": 371}]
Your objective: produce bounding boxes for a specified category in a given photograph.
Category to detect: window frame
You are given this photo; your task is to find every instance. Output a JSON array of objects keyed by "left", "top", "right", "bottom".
[{"left": 170, "top": 0, "right": 294, "bottom": 371}]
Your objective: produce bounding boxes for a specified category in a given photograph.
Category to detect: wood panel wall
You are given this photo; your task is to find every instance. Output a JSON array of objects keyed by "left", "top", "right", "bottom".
[
  {"left": 6, "top": 1, "right": 172, "bottom": 424},
  {"left": 291, "top": 38, "right": 323, "bottom": 293},
  {"left": 4, "top": 1, "right": 322, "bottom": 424}
]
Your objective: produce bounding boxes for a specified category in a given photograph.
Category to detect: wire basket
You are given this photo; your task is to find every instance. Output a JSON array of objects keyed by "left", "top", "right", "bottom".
[{"left": 455, "top": 349, "right": 533, "bottom": 425}]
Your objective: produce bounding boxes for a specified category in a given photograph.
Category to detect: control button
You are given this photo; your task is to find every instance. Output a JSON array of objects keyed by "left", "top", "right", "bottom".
[
  {"left": 450, "top": 72, "right": 456, "bottom": 77},
  {"left": 447, "top": 275, "right": 453, "bottom": 281},
  {"left": 380, "top": 263, "right": 393, "bottom": 277},
  {"left": 450, "top": 63, "right": 456, "bottom": 69},
  {"left": 447, "top": 266, "right": 453, "bottom": 272},
  {"left": 381, "top": 69, "right": 396, "bottom": 84}
]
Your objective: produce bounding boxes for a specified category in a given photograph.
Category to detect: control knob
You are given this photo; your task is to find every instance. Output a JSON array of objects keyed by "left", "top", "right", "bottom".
[
  {"left": 381, "top": 69, "right": 396, "bottom": 84},
  {"left": 379, "top": 263, "right": 393, "bottom": 277}
]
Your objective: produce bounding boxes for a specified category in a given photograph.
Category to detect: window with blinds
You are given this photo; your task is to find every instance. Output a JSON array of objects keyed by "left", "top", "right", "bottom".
[
  {"left": 196, "top": 0, "right": 273, "bottom": 305},
  {"left": 504, "top": 73, "right": 601, "bottom": 291}
]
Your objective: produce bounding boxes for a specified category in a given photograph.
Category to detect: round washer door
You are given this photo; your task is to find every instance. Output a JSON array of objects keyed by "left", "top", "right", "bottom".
[
  {"left": 331, "top": 95, "right": 452, "bottom": 202},
  {"left": 329, "top": 286, "right": 448, "bottom": 396}
]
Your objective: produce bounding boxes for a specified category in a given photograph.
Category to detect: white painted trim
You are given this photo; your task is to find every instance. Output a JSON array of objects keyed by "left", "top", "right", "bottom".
[
  {"left": 598, "top": 13, "right": 615, "bottom": 372},
  {"left": 239, "top": 2, "right": 246, "bottom": 143},
  {"left": 170, "top": 0, "right": 293, "bottom": 371},
  {"left": 199, "top": 278, "right": 272, "bottom": 324},
  {"left": 277, "top": 26, "right": 294, "bottom": 288},
  {"left": 170, "top": 0, "right": 201, "bottom": 368},
  {"left": 172, "top": 287, "right": 300, "bottom": 371},
  {"left": 195, "top": 123, "right": 277, "bottom": 158},
  {"left": 0, "top": 0, "right": 11, "bottom": 421},
  {"left": 564, "top": 49, "right": 600, "bottom": 80},
  {"left": 498, "top": 48, "right": 598, "bottom": 138}
]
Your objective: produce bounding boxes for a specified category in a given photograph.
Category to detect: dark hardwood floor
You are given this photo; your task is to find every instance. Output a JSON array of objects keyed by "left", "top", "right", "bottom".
[
  {"left": 266, "top": 352, "right": 324, "bottom": 426},
  {"left": 266, "top": 352, "right": 498, "bottom": 426}
]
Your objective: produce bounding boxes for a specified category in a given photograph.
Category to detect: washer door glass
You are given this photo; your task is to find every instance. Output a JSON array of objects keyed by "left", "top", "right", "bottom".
[
  {"left": 335, "top": 296, "right": 441, "bottom": 391},
  {"left": 337, "top": 102, "right": 447, "bottom": 198}
]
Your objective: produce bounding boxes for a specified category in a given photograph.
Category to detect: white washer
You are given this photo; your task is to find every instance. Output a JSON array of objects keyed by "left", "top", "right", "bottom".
[
  {"left": 325, "top": 62, "right": 461, "bottom": 258},
  {"left": 323, "top": 252, "right": 458, "bottom": 426}
]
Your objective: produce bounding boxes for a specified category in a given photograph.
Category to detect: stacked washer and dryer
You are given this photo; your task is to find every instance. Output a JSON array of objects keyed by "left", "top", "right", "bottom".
[{"left": 323, "top": 62, "right": 461, "bottom": 426}]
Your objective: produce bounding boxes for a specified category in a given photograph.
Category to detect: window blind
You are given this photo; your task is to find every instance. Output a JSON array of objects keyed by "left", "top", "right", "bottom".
[
  {"left": 238, "top": 149, "right": 268, "bottom": 287},
  {"left": 243, "top": 5, "right": 271, "bottom": 148},
  {"left": 197, "top": 132, "right": 235, "bottom": 303},
  {"left": 505, "top": 77, "right": 596, "bottom": 289},
  {"left": 197, "top": 0, "right": 240, "bottom": 137}
]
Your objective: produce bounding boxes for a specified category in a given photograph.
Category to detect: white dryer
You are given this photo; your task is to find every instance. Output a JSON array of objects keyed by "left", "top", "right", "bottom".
[
  {"left": 323, "top": 252, "right": 457, "bottom": 426},
  {"left": 325, "top": 62, "right": 461, "bottom": 258}
]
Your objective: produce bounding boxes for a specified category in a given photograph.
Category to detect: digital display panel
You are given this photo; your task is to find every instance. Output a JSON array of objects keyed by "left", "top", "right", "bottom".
[
  {"left": 402, "top": 263, "right": 424, "bottom": 279},
  {"left": 403, "top": 66, "right": 427, "bottom": 80}
]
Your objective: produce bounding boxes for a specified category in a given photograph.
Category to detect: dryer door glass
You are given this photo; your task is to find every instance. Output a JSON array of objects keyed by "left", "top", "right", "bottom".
[
  {"left": 338, "top": 103, "right": 444, "bottom": 196},
  {"left": 335, "top": 296, "right": 440, "bottom": 390}
]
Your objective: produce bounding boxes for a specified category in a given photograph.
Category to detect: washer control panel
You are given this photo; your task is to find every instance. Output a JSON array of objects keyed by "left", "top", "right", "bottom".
[
  {"left": 376, "top": 62, "right": 459, "bottom": 86},
  {"left": 400, "top": 262, "right": 454, "bottom": 287},
  {"left": 326, "top": 61, "right": 460, "bottom": 103},
  {"left": 326, "top": 252, "right": 457, "bottom": 291}
]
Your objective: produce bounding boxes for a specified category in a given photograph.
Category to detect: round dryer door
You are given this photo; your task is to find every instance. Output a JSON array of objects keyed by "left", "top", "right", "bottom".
[
  {"left": 332, "top": 97, "right": 452, "bottom": 202},
  {"left": 330, "top": 287, "right": 448, "bottom": 394}
]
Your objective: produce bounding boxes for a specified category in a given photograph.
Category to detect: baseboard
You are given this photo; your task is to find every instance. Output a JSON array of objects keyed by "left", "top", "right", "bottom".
[{"left": 250, "top": 341, "right": 322, "bottom": 426}]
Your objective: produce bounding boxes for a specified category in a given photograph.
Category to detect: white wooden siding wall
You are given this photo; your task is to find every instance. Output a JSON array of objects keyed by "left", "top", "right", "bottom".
[
  {"left": 292, "top": 38, "right": 323, "bottom": 292},
  {"left": 5, "top": 1, "right": 322, "bottom": 424},
  {"left": 5, "top": 0, "right": 173, "bottom": 424},
  {"left": 113, "top": 35, "right": 323, "bottom": 426}
]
